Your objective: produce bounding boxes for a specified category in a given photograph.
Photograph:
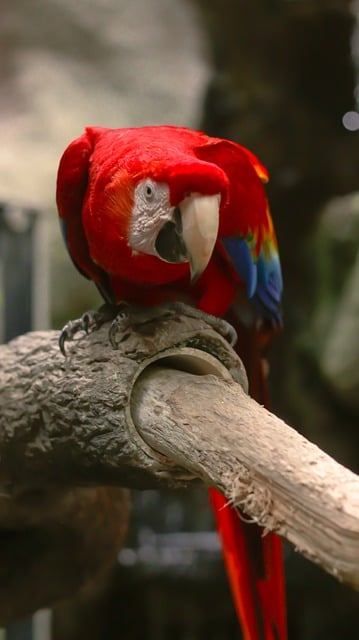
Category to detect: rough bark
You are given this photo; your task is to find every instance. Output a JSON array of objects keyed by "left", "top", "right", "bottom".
[
  {"left": 0, "top": 308, "right": 358, "bottom": 626},
  {"left": 0, "top": 310, "right": 244, "bottom": 491},
  {"left": 133, "top": 368, "right": 359, "bottom": 588},
  {"left": 0, "top": 309, "right": 244, "bottom": 622}
]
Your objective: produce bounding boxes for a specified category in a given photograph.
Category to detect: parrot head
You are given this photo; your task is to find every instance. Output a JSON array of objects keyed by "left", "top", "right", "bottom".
[
  {"left": 81, "top": 130, "right": 229, "bottom": 286},
  {"left": 127, "top": 171, "right": 226, "bottom": 282}
]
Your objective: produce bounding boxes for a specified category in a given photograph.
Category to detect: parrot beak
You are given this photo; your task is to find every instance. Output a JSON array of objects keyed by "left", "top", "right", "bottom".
[
  {"left": 180, "top": 194, "right": 220, "bottom": 281},
  {"left": 154, "top": 193, "right": 220, "bottom": 281}
]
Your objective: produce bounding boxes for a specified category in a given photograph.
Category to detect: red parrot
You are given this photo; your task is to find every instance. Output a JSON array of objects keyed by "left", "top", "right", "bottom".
[{"left": 56, "top": 125, "right": 285, "bottom": 640}]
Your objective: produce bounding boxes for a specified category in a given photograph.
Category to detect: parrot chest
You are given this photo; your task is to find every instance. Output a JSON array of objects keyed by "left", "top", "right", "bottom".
[{"left": 109, "top": 274, "right": 196, "bottom": 308}]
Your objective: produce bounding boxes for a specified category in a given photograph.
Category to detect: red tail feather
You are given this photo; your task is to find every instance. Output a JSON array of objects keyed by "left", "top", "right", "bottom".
[
  {"left": 210, "top": 321, "right": 286, "bottom": 639},
  {"left": 210, "top": 489, "right": 286, "bottom": 639}
]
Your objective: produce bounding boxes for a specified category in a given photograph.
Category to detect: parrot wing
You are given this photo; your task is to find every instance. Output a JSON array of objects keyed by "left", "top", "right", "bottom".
[
  {"left": 56, "top": 129, "right": 115, "bottom": 303},
  {"left": 196, "top": 137, "right": 283, "bottom": 326}
]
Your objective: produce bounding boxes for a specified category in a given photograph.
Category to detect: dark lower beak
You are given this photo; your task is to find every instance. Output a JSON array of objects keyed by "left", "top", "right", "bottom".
[
  {"left": 155, "top": 207, "right": 189, "bottom": 265},
  {"left": 155, "top": 194, "right": 220, "bottom": 281}
]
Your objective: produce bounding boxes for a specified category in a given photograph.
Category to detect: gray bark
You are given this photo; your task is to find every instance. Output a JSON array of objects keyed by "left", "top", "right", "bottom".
[
  {"left": 0, "top": 310, "right": 244, "bottom": 491},
  {"left": 0, "top": 309, "right": 358, "bottom": 623},
  {"left": 133, "top": 368, "right": 359, "bottom": 588}
]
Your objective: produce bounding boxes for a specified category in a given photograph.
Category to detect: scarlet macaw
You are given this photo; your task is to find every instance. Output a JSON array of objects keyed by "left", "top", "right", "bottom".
[{"left": 56, "top": 125, "right": 285, "bottom": 640}]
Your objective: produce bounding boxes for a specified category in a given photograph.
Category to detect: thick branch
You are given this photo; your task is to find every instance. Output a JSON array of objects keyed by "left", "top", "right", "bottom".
[
  {"left": 0, "top": 311, "right": 358, "bottom": 597},
  {"left": 0, "top": 312, "right": 244, "bottom": 491},
  {"left": 133, "top": 367, "right": 359, "bottom": 588}
]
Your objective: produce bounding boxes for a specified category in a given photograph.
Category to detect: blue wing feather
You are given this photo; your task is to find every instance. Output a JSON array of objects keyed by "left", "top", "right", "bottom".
[
  {"left": 221, "top": 237, "right": 258, "bottom": 298},
  {"left": 254, "top": 250, "right": 283, "bottom": 322},
  {"left": 220, "top": 235, "right": 283, "bottom": 325}
]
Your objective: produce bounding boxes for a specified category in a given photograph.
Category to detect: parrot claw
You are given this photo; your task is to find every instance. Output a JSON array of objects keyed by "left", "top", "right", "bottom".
[
  {"left": 107, "top": 301, "right": 237, "bottom": 349},
  {"left": 59, "top": 304, "right": 118, "bottom": 355},
  {"left": 108, "top": 303, "right": 133, "bottom": 349},
  {"left": 158, "top": 302, "right": 238, "bottom": 347},
  {"left": 59, "top": 301, "right": 237, "bottom": 354}
]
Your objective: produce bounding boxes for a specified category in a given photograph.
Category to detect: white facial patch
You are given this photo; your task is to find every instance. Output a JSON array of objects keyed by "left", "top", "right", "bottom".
[{"left": 128, "top": 179, "right": 174, "bottom": 256}]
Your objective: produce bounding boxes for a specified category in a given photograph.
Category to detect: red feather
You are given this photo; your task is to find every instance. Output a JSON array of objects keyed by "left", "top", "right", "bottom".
[{"left": 56, "top": 125, "right": 286, "bottom": 639}]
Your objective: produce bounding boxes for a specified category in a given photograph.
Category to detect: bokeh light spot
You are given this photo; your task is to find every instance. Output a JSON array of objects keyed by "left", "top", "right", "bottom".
[{"left": 342, "top": 111, "right": 359, "bottom": 131}]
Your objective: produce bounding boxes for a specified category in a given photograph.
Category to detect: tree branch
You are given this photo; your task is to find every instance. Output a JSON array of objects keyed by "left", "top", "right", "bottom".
[
  {"left": 0, "top": 308, "right": 358, "bottom": 623},
  {"left": 133, "top": 367, "right": 359, "bottom": 588}
]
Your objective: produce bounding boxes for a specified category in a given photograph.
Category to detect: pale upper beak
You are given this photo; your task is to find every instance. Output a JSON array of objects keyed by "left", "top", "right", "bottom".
[
  {"left": 155, "top": 193, "right": 220, "bottom": 281},
  {"left": 180, "top": 194, "right": 220, "bottom": 281}
]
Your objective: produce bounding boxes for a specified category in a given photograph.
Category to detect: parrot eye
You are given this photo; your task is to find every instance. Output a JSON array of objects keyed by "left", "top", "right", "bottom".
[{"left": 144, "top": 182, "right": 154, "bottom": 201}]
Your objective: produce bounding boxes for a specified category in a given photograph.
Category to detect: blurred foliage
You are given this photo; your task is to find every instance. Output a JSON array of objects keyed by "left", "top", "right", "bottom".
[{"left": 314, "top": 194, "right": 359, "bottom": 412}]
